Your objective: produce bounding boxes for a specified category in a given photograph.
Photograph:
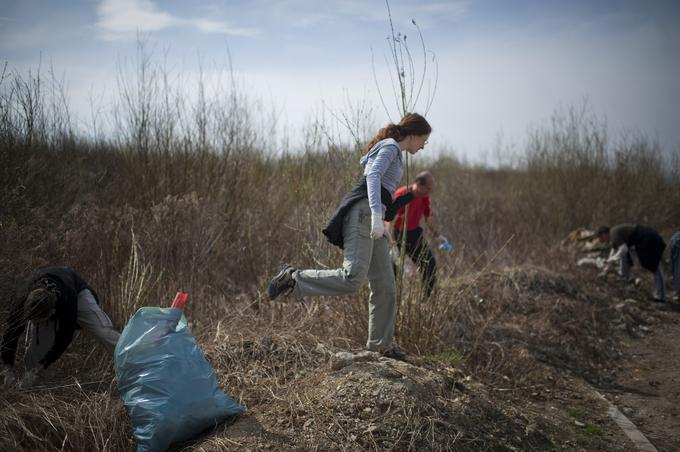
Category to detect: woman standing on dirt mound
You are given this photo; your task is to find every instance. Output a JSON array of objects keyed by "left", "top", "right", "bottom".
[{"left": 267, "top": 113, "right": 432, "bottom": 360}]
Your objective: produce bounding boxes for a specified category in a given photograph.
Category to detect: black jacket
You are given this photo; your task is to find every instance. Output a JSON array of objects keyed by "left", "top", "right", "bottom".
[
  {"left": 1, "top": 266, "right": 98, "bottom": 368},
  {"left": 322, "top": 177, "right": 414, "bottom": 249},
  {"left": 626, "top": 225, "right": 666, "bottom": 272}
]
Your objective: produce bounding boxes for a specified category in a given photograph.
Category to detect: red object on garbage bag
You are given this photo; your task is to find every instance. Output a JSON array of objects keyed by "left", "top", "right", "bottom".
[
  {"left": 115, "top": 290, "right": 244, "bottom": 452},
  {"left": 171, "top": 292, "right": 188, "bottom": 310}
]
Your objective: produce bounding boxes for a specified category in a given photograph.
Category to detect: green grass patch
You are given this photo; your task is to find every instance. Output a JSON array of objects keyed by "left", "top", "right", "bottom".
[
  {"left": 567, "top": 407, "right": 603, "bottom": 438},
  {"left": 425, "top": 349, "right": 465, "bottom": 367}
]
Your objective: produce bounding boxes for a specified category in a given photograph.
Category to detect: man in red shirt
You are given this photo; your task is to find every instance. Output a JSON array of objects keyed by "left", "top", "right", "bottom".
[{"left": 391, "top": 171, "right": 440, "bottom": 298}]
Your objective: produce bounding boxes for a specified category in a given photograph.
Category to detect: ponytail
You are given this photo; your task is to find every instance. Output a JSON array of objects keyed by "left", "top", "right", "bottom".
[{"left": 365, "top": 112, "right": 432, "bottom": 152}]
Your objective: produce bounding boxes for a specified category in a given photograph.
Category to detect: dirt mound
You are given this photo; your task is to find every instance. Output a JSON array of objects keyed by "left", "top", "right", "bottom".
[
  {"left": 446, "top": 266, "right": 623, "bottom": 386},
  {"left": 178, "top": 344, "right": 552, "bottom": 451},
  {"left": 437, "top": 257, "right": 677, "bottom": 451}
]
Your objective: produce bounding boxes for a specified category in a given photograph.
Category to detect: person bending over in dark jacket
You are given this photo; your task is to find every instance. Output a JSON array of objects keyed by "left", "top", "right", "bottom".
[
  {"left": 0, "top": 266, "right": 120, "bottom": 388},
  {"left": 597, "top": 224, "right": 667, "bottom": 303}
]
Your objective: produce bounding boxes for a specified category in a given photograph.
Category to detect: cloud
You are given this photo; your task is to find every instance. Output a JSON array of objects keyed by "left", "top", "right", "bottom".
[
  {"left": 96, "top": 0, "right": 176, "bottom": 33},
  {"left": 95, "top": 0, "right": 259, "bottom": 40},
  {"left": 190, "top": 18, "right": 258, "bottom": 36}
]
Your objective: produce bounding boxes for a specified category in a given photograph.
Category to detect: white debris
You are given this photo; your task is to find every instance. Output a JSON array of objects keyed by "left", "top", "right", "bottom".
[{"left": 577, "top": 256, "right": 606, "bottom": 269}]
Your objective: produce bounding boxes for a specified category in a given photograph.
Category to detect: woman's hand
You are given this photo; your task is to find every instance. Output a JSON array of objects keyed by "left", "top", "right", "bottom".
[{"left": 370, "top": 213, "right": 385, "bottom": 240}]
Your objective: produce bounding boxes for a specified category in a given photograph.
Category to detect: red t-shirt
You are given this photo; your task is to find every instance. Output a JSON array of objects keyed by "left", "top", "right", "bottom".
[{"left": 392, "top": 185, "right": 430, "bottom": 231}]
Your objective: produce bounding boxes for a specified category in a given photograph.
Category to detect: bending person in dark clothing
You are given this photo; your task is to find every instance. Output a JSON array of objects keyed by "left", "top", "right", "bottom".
[
  {"left": 0, "top": 266, "right": 120, "bottom": 388},
  {"left": 597, "top": 224, "right": 667, "bottom": 303}
]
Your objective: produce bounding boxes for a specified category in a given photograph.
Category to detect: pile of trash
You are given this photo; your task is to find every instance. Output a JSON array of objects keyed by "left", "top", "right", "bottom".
[{"left": 558, "top": 227, "right": 611, "bottom": 270}]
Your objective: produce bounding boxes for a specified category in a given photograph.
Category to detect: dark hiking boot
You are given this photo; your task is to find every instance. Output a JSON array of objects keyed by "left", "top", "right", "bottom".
[
  {"left": 381, "top": 347, "right": 407, "bottom": 361},
  {"left": 267, "top": 264, "right": 296, "bottom": 300}
]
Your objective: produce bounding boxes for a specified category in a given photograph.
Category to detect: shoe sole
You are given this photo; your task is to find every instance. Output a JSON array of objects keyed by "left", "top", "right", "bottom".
[
  {"left": 381, "top": 349, "right": 407, "bottom": 361},
  {"left": 268, "top": 265, "right": 293, "bottom": 300}
]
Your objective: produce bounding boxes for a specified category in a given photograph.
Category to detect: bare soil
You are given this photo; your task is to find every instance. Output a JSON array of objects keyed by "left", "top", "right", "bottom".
[
  {"left": 486, "top": 296, "right": 680, "bottom": 452},
  {"left": 601, "top": 307, "right": 680, "bottom": 451}
]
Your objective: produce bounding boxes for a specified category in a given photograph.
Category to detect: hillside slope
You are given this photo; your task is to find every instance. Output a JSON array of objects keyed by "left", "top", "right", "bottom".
[{"left": 1, "top": 263, "right": 678, "bottom": 451}]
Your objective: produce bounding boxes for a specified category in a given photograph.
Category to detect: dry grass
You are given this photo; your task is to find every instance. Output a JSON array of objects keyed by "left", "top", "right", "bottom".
[
  {"left": 1, "top": 61, "right": 678, "bottom": 450},
  {"left": 2, "top": 265, "right": 643, "bottom": 451}
]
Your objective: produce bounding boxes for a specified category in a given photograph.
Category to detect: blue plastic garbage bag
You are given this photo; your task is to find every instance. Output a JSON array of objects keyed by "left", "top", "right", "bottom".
[{"left": 115, "top": 307, "right": 244, "bottom": 452}]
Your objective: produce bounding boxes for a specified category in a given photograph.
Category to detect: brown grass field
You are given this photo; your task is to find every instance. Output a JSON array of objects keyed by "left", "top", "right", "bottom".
[{"left": 1, "top": 64, "right": 679, "bottom": 450}]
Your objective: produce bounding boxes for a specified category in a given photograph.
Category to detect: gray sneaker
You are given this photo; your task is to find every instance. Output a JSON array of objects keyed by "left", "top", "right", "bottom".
[{"left": 267, "top": 265, "right": 296, "bottom": 300}]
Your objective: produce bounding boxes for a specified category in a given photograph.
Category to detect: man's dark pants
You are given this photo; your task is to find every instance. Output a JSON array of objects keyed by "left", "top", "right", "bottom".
[{"left": 394, "top": 227, "right": 436, "bottom": 298}]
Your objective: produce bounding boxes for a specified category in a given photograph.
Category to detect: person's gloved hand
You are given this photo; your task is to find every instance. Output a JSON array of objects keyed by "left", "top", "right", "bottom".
[
  {"left": 0, "top": 364, "right": 15, "bottom": 387},
  {"left": 19, "top": 367, "right": 41, "bottom": 389},
  {"left": 370, "top": 213, "right": 385, "bottom": 240},
  {"left": 597, "top": 264, "right": 610, "bottom": 279}
]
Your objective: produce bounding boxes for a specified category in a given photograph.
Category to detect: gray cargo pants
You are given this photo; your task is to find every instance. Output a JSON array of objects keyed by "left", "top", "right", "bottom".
[
  {"left": 292, "top": 199, "right": 397, "bottom": 351},
  {"left": 26, "top": 289, "right": 120, "bottom": 369}
]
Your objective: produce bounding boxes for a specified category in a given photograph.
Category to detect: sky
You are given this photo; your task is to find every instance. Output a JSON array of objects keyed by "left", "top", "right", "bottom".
[{"left": 1, "top": 0, "right": 679, "bottom": 162}]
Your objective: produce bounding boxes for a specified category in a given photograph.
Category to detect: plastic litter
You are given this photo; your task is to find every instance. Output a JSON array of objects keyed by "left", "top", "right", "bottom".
[
  {"left": 115, "top": 292, "right": 244, "bottom": 452},
  {"left": 437, "top": 235, "right": 453, "bottom": 252}
]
